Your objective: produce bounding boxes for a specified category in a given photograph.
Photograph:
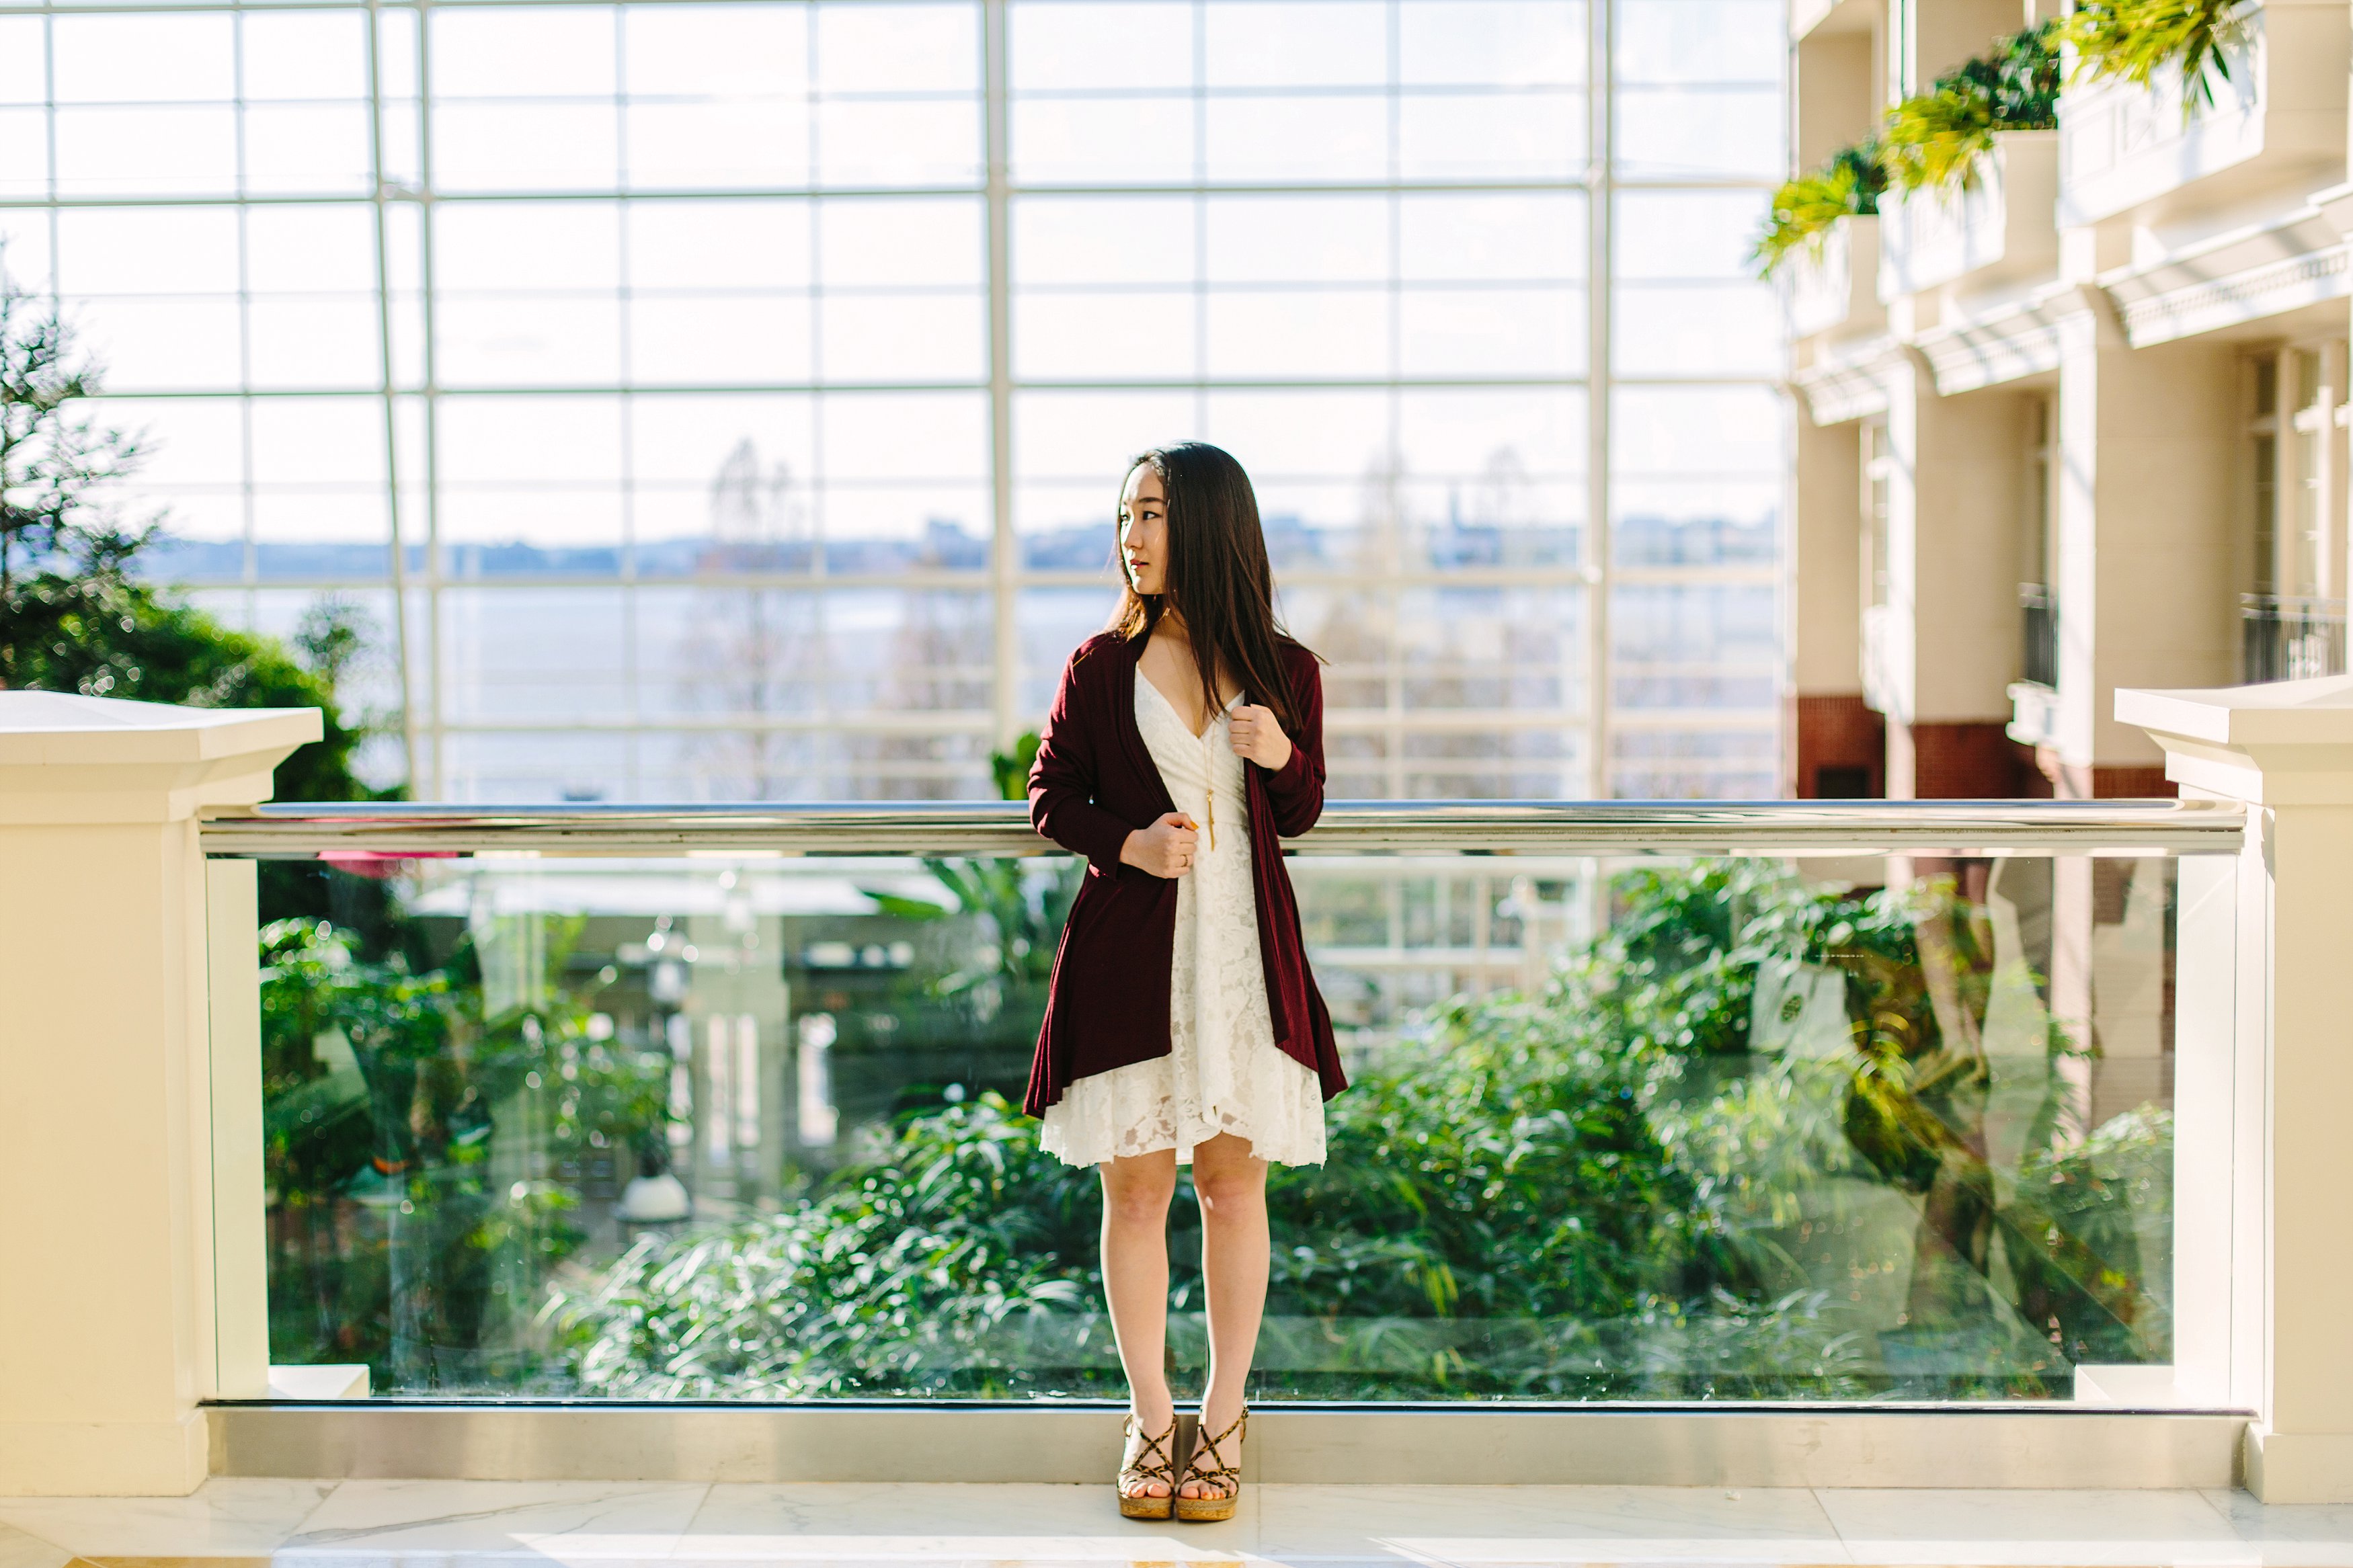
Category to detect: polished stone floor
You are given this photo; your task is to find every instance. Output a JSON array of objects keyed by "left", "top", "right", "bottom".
[{"left": 1, "top": 1481, "right": 2350, "bottom": 1567}]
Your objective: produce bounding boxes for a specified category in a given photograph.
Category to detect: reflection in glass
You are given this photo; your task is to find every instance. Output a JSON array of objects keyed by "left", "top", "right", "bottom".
[{"left": 252, "top": 850, "right": 2187, "bottom": 1401}]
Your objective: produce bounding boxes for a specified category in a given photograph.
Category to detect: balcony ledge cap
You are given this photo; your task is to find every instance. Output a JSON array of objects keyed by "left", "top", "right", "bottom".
[
  {"left": 0, "top": 692, "right": 321, "bottom": 765},
  {"left": 2121, "top": 677, "right": 2353, "bottom": 752}
]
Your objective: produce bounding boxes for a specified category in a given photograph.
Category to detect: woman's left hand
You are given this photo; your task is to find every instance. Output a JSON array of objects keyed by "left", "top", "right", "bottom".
[{"left": 1228, "top": 704, "right": 1293, "bottom": 772}]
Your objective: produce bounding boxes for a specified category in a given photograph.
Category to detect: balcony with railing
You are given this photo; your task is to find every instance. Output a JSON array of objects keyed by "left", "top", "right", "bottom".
[
  {"left": 2009, "top": 585, "right": 2064, "bottom": 751},
  {"left": 2242, "top": 591, "right": 2347, "bottom": 681},
  {"left": 2021, "top": 583, "right": 2060, "bottom": 689},
  {"left": 1878, "top": 134, "right": 2061, "bottom": 303},
  {"left": 13, "top": 689, "right": 2353, "bottom": 1500}
]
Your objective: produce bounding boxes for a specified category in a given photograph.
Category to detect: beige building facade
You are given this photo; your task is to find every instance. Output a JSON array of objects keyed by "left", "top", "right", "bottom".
[{"left": 1786, "top": 0, "right": 2353, "bottom": 799}]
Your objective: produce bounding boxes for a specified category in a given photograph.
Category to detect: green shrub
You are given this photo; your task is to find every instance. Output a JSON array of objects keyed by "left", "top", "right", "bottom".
[{"left": 2065, "top": 0, "right": 2247, "bottom": 110}]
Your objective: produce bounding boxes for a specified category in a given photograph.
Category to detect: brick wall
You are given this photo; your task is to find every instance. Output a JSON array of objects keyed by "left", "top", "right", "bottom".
[{"left": 1792, "top": 694, "right": 1884, "bottom": 798}]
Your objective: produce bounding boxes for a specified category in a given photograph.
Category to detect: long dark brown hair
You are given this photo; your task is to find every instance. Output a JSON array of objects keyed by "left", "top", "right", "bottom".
[{"left": 1107, "top": 442, "right": 1314, "bottom": 741}]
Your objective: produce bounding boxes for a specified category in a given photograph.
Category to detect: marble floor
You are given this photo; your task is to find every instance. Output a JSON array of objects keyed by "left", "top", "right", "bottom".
[{"left": 1, "top": 1481, "right": 2350, "bottom": 1568}]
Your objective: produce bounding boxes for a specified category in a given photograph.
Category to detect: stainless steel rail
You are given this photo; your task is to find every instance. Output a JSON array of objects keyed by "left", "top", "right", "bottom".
[{"left": 198, "top": 798, "right": 2245, "bottom": 856}]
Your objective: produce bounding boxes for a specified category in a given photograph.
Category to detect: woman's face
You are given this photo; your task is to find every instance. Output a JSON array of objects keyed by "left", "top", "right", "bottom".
[{"left": 1119, "top": 465, "right": 1168, "bottom": 596}]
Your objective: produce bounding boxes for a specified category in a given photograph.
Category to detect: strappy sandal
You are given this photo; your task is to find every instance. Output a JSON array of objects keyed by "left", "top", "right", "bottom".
[
  {"left": 1174, "top": 1405, "right": 1247, "bottom": 1522},
  {"left": 1116, "top": 1411, "right": 1177, "bottom": 1520}
]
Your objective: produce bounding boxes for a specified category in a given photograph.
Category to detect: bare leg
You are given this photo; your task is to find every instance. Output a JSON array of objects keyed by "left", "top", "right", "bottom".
[
  {"left": 1181, "top": 1132, "right": 1268, "bottom": 1500},
  {"left": 1101, "top": 1149, "right": 1178, "bottom": 1499}
]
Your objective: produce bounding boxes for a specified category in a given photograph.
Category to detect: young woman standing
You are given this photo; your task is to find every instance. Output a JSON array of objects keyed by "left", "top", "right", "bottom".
[{"left": 1023, "top": 442, "right": 1347, "bottom": 1522}]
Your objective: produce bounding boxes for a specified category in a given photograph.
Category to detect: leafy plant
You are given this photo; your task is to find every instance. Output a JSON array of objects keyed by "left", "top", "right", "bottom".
[
  {"left": 1752, "top": 145, "right": 1886, "bottom": 276},
  {"left": 1754, "top": 22, "right": 2060, "bottom": 278},
  {"left": 261, "top": 913, "right": 675, "bottom": 1390},
  {"left": 2064, "top": 0, "right": 2247, "bottom": 110},
  {"left": 1880, "top": 22, "right": 2062, "bottom": 194},
  {"left": 545, "top": 1093, "right": 1103, "bottom": 1398}
]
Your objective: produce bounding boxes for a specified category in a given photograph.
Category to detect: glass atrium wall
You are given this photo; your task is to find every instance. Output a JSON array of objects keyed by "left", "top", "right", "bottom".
[{"left": 0, "top": 0, "right": 1785, "bottom": 802}]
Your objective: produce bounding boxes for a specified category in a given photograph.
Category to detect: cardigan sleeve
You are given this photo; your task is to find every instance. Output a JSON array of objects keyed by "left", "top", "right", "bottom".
[
  {"left": 1260, "top": 647, "right": 1326, "bottom": 837},
  {"left": 1029, "top": 645, "right": 1138, "bottom": 876}
]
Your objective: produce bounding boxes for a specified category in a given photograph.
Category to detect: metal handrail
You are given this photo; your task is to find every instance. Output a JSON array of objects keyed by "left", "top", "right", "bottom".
[{"left": 199, "top": 798, "right": 2246, "bottom": 856}]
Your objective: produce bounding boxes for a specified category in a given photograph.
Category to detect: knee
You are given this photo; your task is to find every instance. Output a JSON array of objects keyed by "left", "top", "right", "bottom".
[
  {"left": 1192, "top": 1165, "right": 1263, "bottom": 1218},
  {"left": 1103, "top": 1172, "right": 1174, "bottom": 1229}
]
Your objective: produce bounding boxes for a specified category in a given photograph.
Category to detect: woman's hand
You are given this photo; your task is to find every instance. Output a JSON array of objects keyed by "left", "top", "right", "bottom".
[
  {"left": 1121, "top": 811, "right": 1199, "bottom": 877},
  {"left": 1228, "top": 704, "right": 1293, "bottom": 772}
]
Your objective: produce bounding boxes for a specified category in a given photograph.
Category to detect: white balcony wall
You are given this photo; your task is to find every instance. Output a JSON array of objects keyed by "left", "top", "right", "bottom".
[
  {"left": 1786, "top": 214, "right": 1883, "bottom": 337},
  {"left": 2059, "top": 0, "right": 2346, "bottom": 229},
  {"left": 1879, "top": 132, "right": 2060, "bottom": 300}
]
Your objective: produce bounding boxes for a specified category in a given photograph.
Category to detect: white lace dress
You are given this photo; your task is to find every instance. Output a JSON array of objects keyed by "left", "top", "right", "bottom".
[{"left": 1037, "top": 677, "right": 1328, "bottom": 1169}]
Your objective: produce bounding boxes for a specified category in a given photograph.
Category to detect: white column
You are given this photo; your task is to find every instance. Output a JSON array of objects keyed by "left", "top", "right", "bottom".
[
  {"left": 0, "top": 693, "right": 319, "bottom": 1496},
  {"left": 2120, "top": 674, "right": 2353, "bottom": 1502},
  {"left": 2055, "top": 304, "right": 2239, "bottom": 796}
]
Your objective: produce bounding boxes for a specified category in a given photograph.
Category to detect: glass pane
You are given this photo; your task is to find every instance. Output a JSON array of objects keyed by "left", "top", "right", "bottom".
[
  {"left": 246, "top": 204, "right": 378, "bottom": 294},
  {"left": 0, "top": 110, "right": 46, "bottom": 200},
  {"left": 1400, "top": 386, "right": 1586, "bottom": 477},
  {"left": 1204, "top": 95, "right": 1389, "bottom": 181},
  {"left": 440, "top": 587, "right": 631, "bottom": 720},
  {"left": 432, "top": 103, "right": 623, "bottom": 192},
  {"left": 1014, "top": 290, "right": 1199, "bottom": 381},
  {"left": 820, "top": 198, "right": 986, "bottom": 288},
  {"left": 438, "top": 296, "right": 625, "bottom": 388},
  {"left": 54, "top": 106, "right": 239, "bottom": 198},
  {"left": 628, "top": 200, "right": 813, "bottom": 291},
  {"left": 1617, "top": 0, "right": 1783, "bottom": 84},
  {"left": 1615, "top": 281, "right": 1780, "bottom": 375},
  {"left": 1203, "top": 0, "right": 1388, "bottom": 87},
  {"left": 821, "top": 390, "right": 991, "bottom": 479},
  {"left": 1205, "top": 289, "right": 1391, "bottom": 378},
  {"left": 1613, "top": 384, "right": 1784, "bottom": 476},
  {"left": 1400, "top": 286, "right": 1585, "bottom": 376},
  {"left": 241, "top": 11, "right": 369, "bottom": 101},
  {"left": 818, "top": 292, "right": 988, "bottom": 382},
  {"left": 104, "top": 395, "right": 247, "bottom": 487},
  {"left": 0, "top": 206, "right": 55, "bottom": 286},
  {"left": 55, "top": 205, "right": 239, "bottom": 294},
  {"left": 624, "top": 5, "right": 809, "bottom": 95},
  {"left": 631, "top": 295, "right": 815, "bottom": 386},
  {"left": 436, "top": 203, "right": 623, "bottom": 292},
  {"left": 1399, "top": 90, "right": 1585, "bottom": 180},
  {"left": 625, "top": 100, "right": 811, "bottom": 189},
  {"left": 1400, "top": 192, "right": 1585, "bottom": 282},
  {"left": 0, "top": 19, "right": 45, "bottom": 104},
  {"left": 52, "top": 13, "right": 233, "bottom": 102},
  {"left": 1012, "top": 195, "right": 1198, "bottom": 286},
  {"left": 1615, "top": 85, "right": 1783, "bottom": 177},
  {"left": 1617, "top": 189, "right": 1768, "bottom": 280},
  {"left": 1400, "top": 0, "right": 1585, "bottom": 85},
  {"left": 248, "top": 298, "right": 383, "bottom": 390},
  {"left": 65, "top": 296, "right": 242, "bottom": 392},
  {"left": 437, "top": 394, "right": 629, "bottom": 487},
  {"left": 1012, "top": 388, "right": 1201, "bottom": 483},
  {"left": 250, "top": 397, "right": 391, "bottom": 489},
  {"left": 1009, "top": 0, "right": 1195, "bottom": 91},
  {"left": 430, "top": 7, "right": 618, "bottom": 99},
  {"left": 815, "top": 98, "right": 984, "bottom": 188},
  {"left": 1201, "top": 387, "right": 1392, "bottom": 479},
  {"left": 815, "top": 2, "right": 979, "bottom": 93},
  {"left": 1203, "top": 194, "right": 1389, "bottom": 284},
  {"left": 1615, "top": 477, "right": 1779, "bottom": 564},
  {"left": 1011, "top": 95, "right": 1194, "bottom": 184},
  {"left": 243, "top": 104, "right": 374, "bottom": 196},
  {"left": 630, "top": 393, "right": 817, "bottom": 488}
]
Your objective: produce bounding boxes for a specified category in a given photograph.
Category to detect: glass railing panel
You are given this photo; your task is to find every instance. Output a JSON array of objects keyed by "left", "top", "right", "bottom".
[{"left": 217, "top": 815, "right": 2227, "bottom": 1404}]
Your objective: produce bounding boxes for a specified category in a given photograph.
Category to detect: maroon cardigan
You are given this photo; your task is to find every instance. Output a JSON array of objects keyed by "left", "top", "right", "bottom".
[{"left": 1023, "top": 629, "right": 1347, "bottom": 1118}]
